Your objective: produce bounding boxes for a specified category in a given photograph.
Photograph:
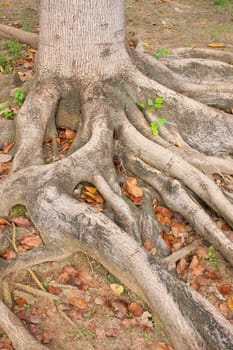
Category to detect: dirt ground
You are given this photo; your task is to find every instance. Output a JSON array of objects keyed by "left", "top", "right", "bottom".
[{"left": 0, "top": 0, "right": 233, "bottom": 350}]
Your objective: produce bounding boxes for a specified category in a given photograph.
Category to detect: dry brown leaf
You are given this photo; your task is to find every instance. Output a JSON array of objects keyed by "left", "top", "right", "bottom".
[
  {"left": 155, "top": 206, "right": 173, "bottom": 225},
  {"left": 128, "top": 302, "right": 143, "bottom": 317},
  {"left": 111, "top": 300, "right": 128, "bottom": 319},
  {"left": 12, "top": 216, "right": 31, "bottom": 227},
  {"left": 69, "top": 297, "right": 88, "bottom": 309},
  {"left": 189, "top": 255, "right": 199, "bottom": 269},
  {"left": 0, "top": 248, "right": 16, "bottom": 260},
  {"left": 57, "top": 271, "right": 71, "bottom": 283},
  {"left": 62, "top": 265, "right": 79, "bottom": 276},
  {"left": 47, "top": 285, "right": 62, "bottom": 295},
  {"left": 218, "top": 284, "right": 232, "bottom": 295},
  {"left": 120, "top": 318, "right": 140, "bottom": 329},
  {"left": 125, "top": 177, "right": 143, "bottom": 198},
  {"left": 176, "top": 257, "right": 188, "bottom": 275},
  {"left": 0, "top": 217, "right": 11, "bottom": 225},
  {"left": 64, "top": 128, "right": 76, "bottom": 140},
  {"left": 144, "top": 239, "right": 153, "bottom": 251},
  {"left": 171, "top": 221, "right": 186, "bottom": 237},
  {"left": 172, "top": 140, "right": 182, "bottom": 147},
  {"left": 15, "top": 297, "right": 27, "bottom": 307},
  {"left": 3, "top": 142, "right": 14, "bottom": 154},
  {"left": 18, "top": 235, "right": 43, "bottom": 251}
]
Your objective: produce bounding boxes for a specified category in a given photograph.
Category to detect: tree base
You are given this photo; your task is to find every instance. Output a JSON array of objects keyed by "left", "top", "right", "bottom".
[{"left": 1, "top": 42, "right": 233, "bottom": 350}]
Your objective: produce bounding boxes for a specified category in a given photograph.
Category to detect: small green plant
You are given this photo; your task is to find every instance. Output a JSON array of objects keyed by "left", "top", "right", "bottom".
[
  {"left": 150, "top": 118, "right": 167, "bottom": 136},
  {"left": 139, "top": 97, "right": 167, "bottom": 136},
  {"left": 22, "top": 23, "right": 31, "bottom": 31},
  {"left": 208, "top": 245, "right": 217, "bottom": 265},
  {"left": 2, "top": 110, "right": 15, "bottom": 119},
  {"left": 10, "top": 204, "right": 27, "bottom": 218},
  {"left": 43, "top": 280, "right": 49, "bottom": 288},
  {"left": 152, "top": 47, "right": 170, "bottom": 59},
  {"left": 13, "top": 89, "right": 25, "bottom": 106},
  {"left": 139, "top": 97, "right": 164, "bottom": 112},
  {"left": 3, "top": 40, "right": 24, "bottom": 58},
  {"left": 23, "top": 303, "right": 31, "bottom": 312}
]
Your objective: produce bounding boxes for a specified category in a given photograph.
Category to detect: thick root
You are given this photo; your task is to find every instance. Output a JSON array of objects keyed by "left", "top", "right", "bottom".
[
  {"left": 2, "top": 54, "right": 233, "bottom": 350},
  {"left": 0, "top": 24, "right": 38, "bottom": 48}
]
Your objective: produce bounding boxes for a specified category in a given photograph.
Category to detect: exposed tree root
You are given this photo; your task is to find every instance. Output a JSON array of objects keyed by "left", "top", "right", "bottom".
[
  {"left": 0, "top": 24, "right": 38, "bottom": 49},
  {"left": 1, "top": 46, "right": 233, "bottom": 350}
]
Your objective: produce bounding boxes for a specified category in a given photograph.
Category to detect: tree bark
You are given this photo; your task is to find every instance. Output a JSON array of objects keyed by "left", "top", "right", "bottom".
[{"left": 38, "top": 0, "right": 131, "bottom": 80}]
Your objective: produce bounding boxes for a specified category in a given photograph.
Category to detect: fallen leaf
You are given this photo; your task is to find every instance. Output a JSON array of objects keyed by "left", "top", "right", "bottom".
[
  {"left": 0, "top": 217, "right": 11, "bottom": 225},
  {"left": 47, "top": 285, "right": 62, "bottom": 295},
  {"left": 11, "top": 216, "right": 31, "bottom": 227},
  {"left": 111, "top": 300, "right": 128, "bottom": 319},
  {"left": 218, "top": 284, "right": 232, "bottom": 295},
  {"left": 144, "top": 240, "right": 153, "bottom": 251},
  {"left": 227, "top": 296, "right": 233, "bottom": 310},
  {"left": 125, "top": 177, "right": 143, "bottom": 198},
  {"left": 3, "top": 142, "right": 14, "bottom": 154},
  {"left": 155, "top": 206, "right": 173, "bottom": 225},
  {"left": 62, "top": 265, "right": 79, "bottom": 276},
  {"left": 171, "top": 221, "right": 186, "bottom": 237},
  {"left": 208, "top": 42, "right": 225, "bottom": 48},
  {"left": 120, "top": 318, "right": 140, "bottom": 329},
  {"left": 15, "top": 297, "right": 27, "bottom": 308},
  {"left": 176, "top": 258, "right": 188, "bottom": 275},
  {"left": 205, "top": 270, "right": 221, "bottom": 281},
  {"left": 128, "top": 302, "right": 143, "bottom": 317},
  {"left": 0, "top": 248, "right": 16, "bottom": 260},
  {"left": 69, "top": 297, "right": 88, "bottom": 309},
  {"left": 18, "top": 234, "right": 43, "bottom": 251},
  {"left": 57, "top": 271, "right": 70, "bottom": 283},
  {"left": 110, "top": 283, "right": 124, "bottom": 296},
  {"left": 64, "top": 128, "right": 76, "bottom": 140}
]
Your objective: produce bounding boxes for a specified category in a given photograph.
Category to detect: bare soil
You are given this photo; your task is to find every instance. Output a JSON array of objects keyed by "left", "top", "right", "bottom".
[{"left": 0, "top": 1, "right": 233, "bottom": 350}]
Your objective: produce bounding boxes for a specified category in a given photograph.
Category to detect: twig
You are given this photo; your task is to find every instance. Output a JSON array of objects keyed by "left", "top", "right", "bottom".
[
  {"left": 162, "top": 239, "right": 201, "bottom": 270},
  {"left": 57, "top": 307, "right": 77, "bottom": 329},
  {"left": 14, "top": 283, "right": 59, "bottom": 301},
  {"left": 27, "top": 268, "right": 46, "bottom": 292}
]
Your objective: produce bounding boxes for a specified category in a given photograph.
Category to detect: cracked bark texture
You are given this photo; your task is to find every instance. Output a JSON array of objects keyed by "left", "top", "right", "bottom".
[{"left": 1, "top": 1, "right": 233, "bottom": 350}]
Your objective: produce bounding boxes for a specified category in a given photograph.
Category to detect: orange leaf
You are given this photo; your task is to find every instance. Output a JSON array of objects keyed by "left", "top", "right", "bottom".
[
  {"left": 144, "top": 240, "right": 153, "bottom": 251},
  {"left": 218, "top": 284, "right": 232, "bottom": 295},
  {"left": 171, "top": 221, "right": 186, "bottom": 237},
  {"left": 64, "top": 128, "right": 76, "bottom": 140},
  {"left": 125, "top": 177, "right": 143, "bottom": 198},
  {"left": 18, "top": 234, "right": 43, "bottom": 251},
  {"left": 0, "top": 217, "right": 11, "bottom": 226},
  {"left": 3, "top": 142, "right": 14, "bottom": 154},
  {"left": 69, "top": 298, "right": 88, "bottom": 309},
  {"left": 0, "top": 248, "right": 16, "bottom": 260},
  {"left": 15, "top": 297, "right": 27, "bottom": 307},
  {"left": 128, "top": 302, "right": 143, "bottom": 317},
  {"left": 155, "top": 206, "right": 173, "bottom": 225}
]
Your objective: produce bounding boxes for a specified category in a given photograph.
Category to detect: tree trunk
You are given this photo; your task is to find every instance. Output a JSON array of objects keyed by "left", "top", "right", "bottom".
[
  {"left": 1, "top": 1, "right": 233, "bottom": 350},
  {"left": 38, "top": 0, "right": 131, "bottom": 80}
]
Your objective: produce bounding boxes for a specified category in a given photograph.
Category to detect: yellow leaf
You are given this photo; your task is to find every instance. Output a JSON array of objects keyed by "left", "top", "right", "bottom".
[
  {"left": 208, "top": 43, "right": 225, "bottom": 48},
  {"left": 110, "top": 283, "right": 124, "bottom": 296},
  {"left": 227, "top": 296, "right": 233, "bottom": 310},
  {"left": 172, "top": 140, "right": 182, "bottom": 147},
  {"left": 83, "top": 186, "right": 97, "bottom": 194}
]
